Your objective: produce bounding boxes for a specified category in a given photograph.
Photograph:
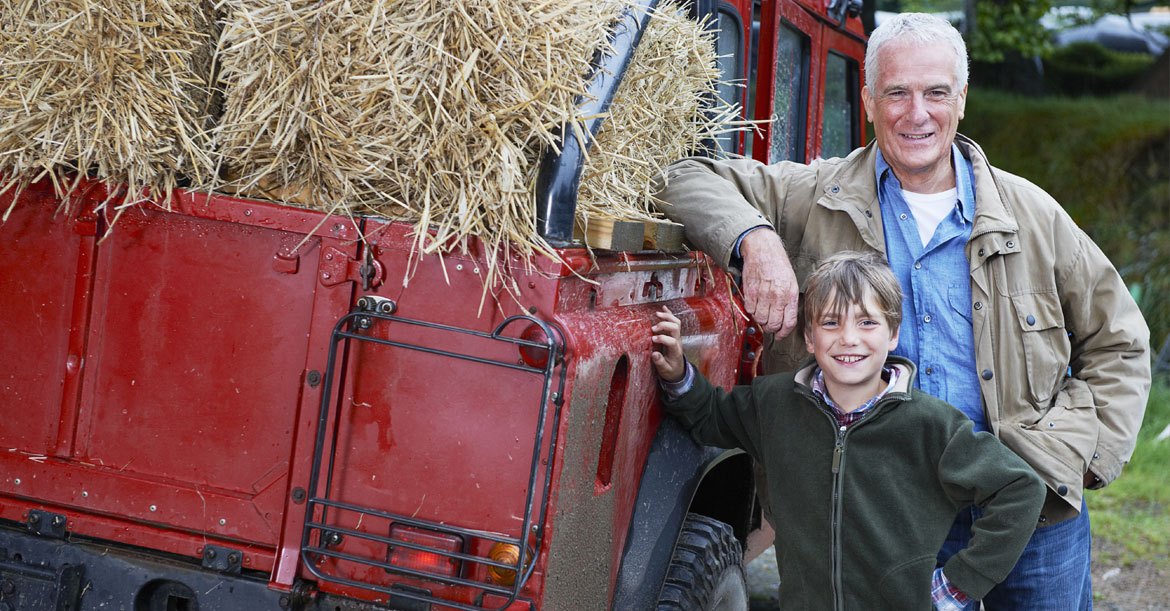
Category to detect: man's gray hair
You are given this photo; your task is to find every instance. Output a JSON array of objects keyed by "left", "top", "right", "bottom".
[{"left": 864, "top": 12, "right": 968, "bottom": 91}]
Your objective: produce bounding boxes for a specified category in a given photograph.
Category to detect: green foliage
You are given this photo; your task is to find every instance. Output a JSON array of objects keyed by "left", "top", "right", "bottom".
[
  {"left": 1087, "top": 381, "right": 1170, "bottom": 564},
  {"left": 968, "top": 0, "right": 1055, "bottom": 63},
  {"left": 960, "top": 89, "right": 1170, "bottom": 349},
  {"left": 1044, "top": 42, "right": 1158, "bottom": 95}
]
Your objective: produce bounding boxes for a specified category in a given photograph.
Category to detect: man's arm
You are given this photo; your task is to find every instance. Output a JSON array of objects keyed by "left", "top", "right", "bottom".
[
  {"left": 1059, "top": 226, "right": 1151, "bottom": 487},
  {"left": 654, "top": 157, "right": 802, "bottom": 337}
]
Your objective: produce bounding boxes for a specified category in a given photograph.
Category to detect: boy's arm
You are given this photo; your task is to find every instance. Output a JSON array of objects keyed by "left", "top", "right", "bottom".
[
  {"left": 650, "top": 307, "right": 766, "bottom": 455},
  {"left": 936, "top": 422, "right": 1046, "bottom": 600}
]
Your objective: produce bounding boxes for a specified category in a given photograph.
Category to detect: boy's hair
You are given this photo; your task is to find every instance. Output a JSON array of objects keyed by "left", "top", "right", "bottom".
[{"left": 800, "top": 251, "right": 903, "bottom": 335}]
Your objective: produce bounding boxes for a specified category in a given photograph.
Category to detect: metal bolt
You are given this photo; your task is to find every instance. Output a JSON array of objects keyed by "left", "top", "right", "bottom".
[
  {"left": 306, "top": 371, "right": 322, "bottom": 388},
  {"left": 13, "top": 479, "right": 19, "bottom": 485},
  {"left": 149, "top": 505, "right": 157, "bottom": 512},
  {"left": 81, "top": 491, "right": 88, "bottom": 498},
  {"left": 27, "top": 514, "right": 39, "bottom": 525},
  {"left": 51, "top": 515, "right": 65, "bottom": 527},
  {"left": 325, "top": 253, "right": 334, "bottom": 261},
  {"left": 291, "top": 487, "right": 307, "bottom": 504},
  {"left": 205, "top": 548, "right": 217, "bottom": 559},
  {"left": 322, "top": 272, "right": 332, "bottom": 280},
  {"left": 219, "top": 518, "right": 227, "bottom": 526},
  {"left": 456, "top": 264, "right": 463, "bottom": 271},
  {"left": 244, "top": 209, "right": 253, "bottom": 217},
  {"left": 228, "top": 553, "right": 240, "bottom": 565}
]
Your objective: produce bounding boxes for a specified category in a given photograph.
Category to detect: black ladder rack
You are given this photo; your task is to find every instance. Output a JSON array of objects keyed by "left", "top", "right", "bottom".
[{"left": 301, "top": 303, "right": 566, "bottom": 611}]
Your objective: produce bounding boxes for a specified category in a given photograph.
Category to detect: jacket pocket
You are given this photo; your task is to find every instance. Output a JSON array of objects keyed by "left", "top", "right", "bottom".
[
  {"left": 1009, "top": 291, "right": 1071, "bottom": 406},
  {"left": 1001, "top": 377, "right": 1098, "bottom": 504},
  {"left": 877, "top": 554, "right": 934, "bottom": 609}
]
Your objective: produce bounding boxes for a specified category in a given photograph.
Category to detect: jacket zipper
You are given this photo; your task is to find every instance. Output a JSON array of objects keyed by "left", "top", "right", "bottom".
[{"left": 830, "top": 422, "right": 847, "bottom": 611}]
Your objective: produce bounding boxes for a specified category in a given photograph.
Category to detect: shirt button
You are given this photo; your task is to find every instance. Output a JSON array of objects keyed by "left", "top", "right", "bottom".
[
  {"left": 973, "top": 301, "right": 983, "bottom": 310},
  {"left": 1057, "top": 484, "right": 1069, "bottom": 496},
  {"left": 925, "top": 367, "right": 934, "bottom": 375},
  {"left": 982, "top": 369, "right": 994, "bottom": 380},
  {"left": 1007, "top": 240, "right": 1015, "bottom": 248},
  {"left": 924, "top": 314, "right": 932, "bottom": 323},
  {"left": 900, "top": 213, "right": 908, "bottom": 220},
  {"left": 978, "top": 248, "right": 986, "bottom": 257},
  {"left": 1026, "top": 314, "right": 1036, "bottom": 326},
  {"left": 914, "top": 262, "right": 922, "bottom": 270}
]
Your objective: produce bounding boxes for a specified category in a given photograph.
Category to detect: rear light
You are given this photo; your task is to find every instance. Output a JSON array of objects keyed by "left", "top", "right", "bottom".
[
  {"left": 518, "top": 322, "right": 561, "bottom": 369},
  {"left": 387, "top": 524, "right": 463, "bottom": 578},
  {"left": 485, "top": 542, "right": 522, "bottom": 586}
]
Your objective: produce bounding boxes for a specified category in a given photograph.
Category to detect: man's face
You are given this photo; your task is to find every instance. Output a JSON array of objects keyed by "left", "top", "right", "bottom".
[{"left": 862, "top": 40, "right": 967, "bottom": 193}]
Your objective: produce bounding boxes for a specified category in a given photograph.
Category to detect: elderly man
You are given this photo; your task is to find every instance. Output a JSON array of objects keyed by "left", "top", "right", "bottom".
[{"left": 654, "top": 12, "right": 1150, "bottom": 609}]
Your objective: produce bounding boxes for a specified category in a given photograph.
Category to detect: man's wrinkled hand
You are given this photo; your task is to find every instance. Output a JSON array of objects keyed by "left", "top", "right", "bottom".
[{"left": 739, "top": 229, "right": 799, "bottom": 338}]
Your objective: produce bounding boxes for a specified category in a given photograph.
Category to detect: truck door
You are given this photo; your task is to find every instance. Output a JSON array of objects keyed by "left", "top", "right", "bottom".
[{"left": 754, "top": 0, "right": 866, "bottom": 162}]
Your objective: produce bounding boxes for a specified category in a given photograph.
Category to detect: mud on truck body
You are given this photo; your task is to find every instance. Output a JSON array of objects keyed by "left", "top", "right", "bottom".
[{"left": 0, "top": 1, "right": 865, "bottom": 609}]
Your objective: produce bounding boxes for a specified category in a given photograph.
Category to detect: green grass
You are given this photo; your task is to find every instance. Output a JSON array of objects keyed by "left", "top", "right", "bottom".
[{"left": 1088, "top": 380, "right": 1170, "bottom": 565}]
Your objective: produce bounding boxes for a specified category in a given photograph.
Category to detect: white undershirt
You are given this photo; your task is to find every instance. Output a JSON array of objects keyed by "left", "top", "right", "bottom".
[{"left": 901, "top": 188, "right": 959, "bottom": 247}]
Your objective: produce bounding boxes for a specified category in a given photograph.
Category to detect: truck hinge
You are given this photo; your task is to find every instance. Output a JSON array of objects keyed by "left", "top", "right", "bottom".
[
  {"left": 319, "top": 245, "right": 384, "bottom": 290},
  {"left": 25, "top": 510, "right": 68, "bottom": 539},
  {"left": 201, "top": 544, "right": 244, "bottom": 574}
]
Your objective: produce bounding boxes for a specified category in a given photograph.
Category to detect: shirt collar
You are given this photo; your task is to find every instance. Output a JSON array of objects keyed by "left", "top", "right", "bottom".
[
  {"left": 873, "top": 144, "right": 975, "bottom": 223},
  {"left": 811, "top": 366, "right": 900, "bottom": 415}
]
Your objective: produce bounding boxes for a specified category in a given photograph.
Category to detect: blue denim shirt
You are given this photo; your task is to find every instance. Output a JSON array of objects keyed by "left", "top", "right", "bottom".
[{"left": 876, "top": 146, "right": 986, "bottom": 431}]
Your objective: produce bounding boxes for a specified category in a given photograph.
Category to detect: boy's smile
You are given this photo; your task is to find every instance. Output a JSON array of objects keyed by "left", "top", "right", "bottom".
[{"left": 804, "top": 290, "right": 900, "bottom": 411}]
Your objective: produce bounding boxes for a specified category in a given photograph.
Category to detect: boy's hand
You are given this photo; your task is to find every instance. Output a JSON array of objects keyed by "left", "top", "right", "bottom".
[{"left": 651, "top": 306, "right": 686, "bottom": 382}]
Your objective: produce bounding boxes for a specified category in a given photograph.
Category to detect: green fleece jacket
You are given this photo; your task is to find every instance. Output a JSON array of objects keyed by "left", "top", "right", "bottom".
[{"left": 663, "top": 357, "right": 1044, "bottom": 610}]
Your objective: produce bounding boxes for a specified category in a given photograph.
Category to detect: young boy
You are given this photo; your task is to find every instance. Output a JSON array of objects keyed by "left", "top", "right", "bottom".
[{"left": 650, "top": 251, "right": 1044, "bottom": 610}]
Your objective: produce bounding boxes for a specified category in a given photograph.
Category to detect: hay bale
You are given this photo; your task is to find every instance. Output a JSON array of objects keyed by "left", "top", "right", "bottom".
[
  {"left": 213, "top": 0, "right": 624, "bottom": 267},
  {"left": 578, "top": 2, "right": 733, "bottom": 224},
  {"left": 0, "top": 0, "right": 219, "bottom": 217},
  {"left": 212, "top": 0, "right": 738, "bottom": 291}
]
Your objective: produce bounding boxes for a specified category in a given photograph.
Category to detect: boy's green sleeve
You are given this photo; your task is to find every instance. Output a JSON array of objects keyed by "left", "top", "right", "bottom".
[
  {"left": 661, "top": 365, "right": 766, "bottom": 460},
  {"left": 937, "top": 422, "right": 1046, "bottom": 599}
]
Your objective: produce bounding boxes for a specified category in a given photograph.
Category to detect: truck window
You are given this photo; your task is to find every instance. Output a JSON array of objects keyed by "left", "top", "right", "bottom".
[
  {"left": 769, "top": 22, "right": 809, "bottom": 163},
  {"left": 714, "top": 3, "right": 746, "bottom": 156},
  {"left": 821, "top": 50, "right": 860, "bottom": 158}
]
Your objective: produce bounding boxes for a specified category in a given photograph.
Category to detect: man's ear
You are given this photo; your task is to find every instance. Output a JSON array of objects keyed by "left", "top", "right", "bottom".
[
  {"left": 862, "top": 86, "right": 875, "bottom": 123},
  {"left": 957, "top": 84, "right": 968, "bottom": 121}
]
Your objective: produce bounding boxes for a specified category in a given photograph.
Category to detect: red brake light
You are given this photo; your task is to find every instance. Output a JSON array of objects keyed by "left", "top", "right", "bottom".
[
  {"left": 518, "top": 322, "right": 560, "bottom": 369},
  {"left": 387, "top": 524, "right": 463, "bottom": 578}
]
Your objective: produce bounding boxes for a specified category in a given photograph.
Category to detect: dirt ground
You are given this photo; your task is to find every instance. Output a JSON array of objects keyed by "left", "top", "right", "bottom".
[
  {"left": 747, "top": 538, "right": 1170, "bottom": 609},
  {"left": 1092, "top": 539, "right": 1170, "bottom": 610}
]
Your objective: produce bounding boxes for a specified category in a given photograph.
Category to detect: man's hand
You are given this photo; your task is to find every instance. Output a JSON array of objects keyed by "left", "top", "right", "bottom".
[
  {"left": 739, "top": 229, "right": 799, "bottom": 338},
  {"left": 651, "top": 306, "right": 686, "bottom": 382}
]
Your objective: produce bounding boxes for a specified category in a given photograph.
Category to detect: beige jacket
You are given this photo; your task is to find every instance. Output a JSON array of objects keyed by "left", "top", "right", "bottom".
[{"left": 655, "top": 135, "right": 1151, "bottom": 523}]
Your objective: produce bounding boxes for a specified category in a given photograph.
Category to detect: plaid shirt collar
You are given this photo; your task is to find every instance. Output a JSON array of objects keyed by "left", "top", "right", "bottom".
[{"left": 811, "top": 366, "right": 900, "bottom": 428}]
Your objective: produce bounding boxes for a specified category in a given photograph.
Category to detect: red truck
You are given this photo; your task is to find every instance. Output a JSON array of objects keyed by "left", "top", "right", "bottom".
[{"left": 0, "top": 1, "right": 865, "bottom": 609}]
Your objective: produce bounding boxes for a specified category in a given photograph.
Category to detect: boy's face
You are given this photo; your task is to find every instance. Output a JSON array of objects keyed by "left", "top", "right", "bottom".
[{"left": 804, "top": 290, "right": 900, "bottom": 402}]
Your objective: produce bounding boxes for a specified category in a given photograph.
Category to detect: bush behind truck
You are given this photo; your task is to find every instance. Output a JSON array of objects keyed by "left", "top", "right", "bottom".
[{"left": 0, "top": 1, "right": 867, "bottom": 609}]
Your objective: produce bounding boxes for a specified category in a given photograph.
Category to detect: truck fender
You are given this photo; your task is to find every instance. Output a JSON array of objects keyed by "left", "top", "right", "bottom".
[{"left": 612, "top": 417, "right": 750, "bottom": 608}]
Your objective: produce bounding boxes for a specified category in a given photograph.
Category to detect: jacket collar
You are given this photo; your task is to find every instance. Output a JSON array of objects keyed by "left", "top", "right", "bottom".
[
  {"left": 814, "top": 136, "right": 1021, "bottom": 260},
  {"left": 792, "top": 355, "right": 917, "bottom": 396}
]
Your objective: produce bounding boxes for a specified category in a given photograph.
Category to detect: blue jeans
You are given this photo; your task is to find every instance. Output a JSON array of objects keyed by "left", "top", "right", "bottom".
[{"left": 937, "top": 500, "right": 1092, "bottom": 610}]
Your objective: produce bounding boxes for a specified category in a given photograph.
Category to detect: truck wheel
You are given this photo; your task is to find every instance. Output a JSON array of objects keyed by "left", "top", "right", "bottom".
[{"left": 656, "top": 513, "right": 748, "bottom": 611}]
